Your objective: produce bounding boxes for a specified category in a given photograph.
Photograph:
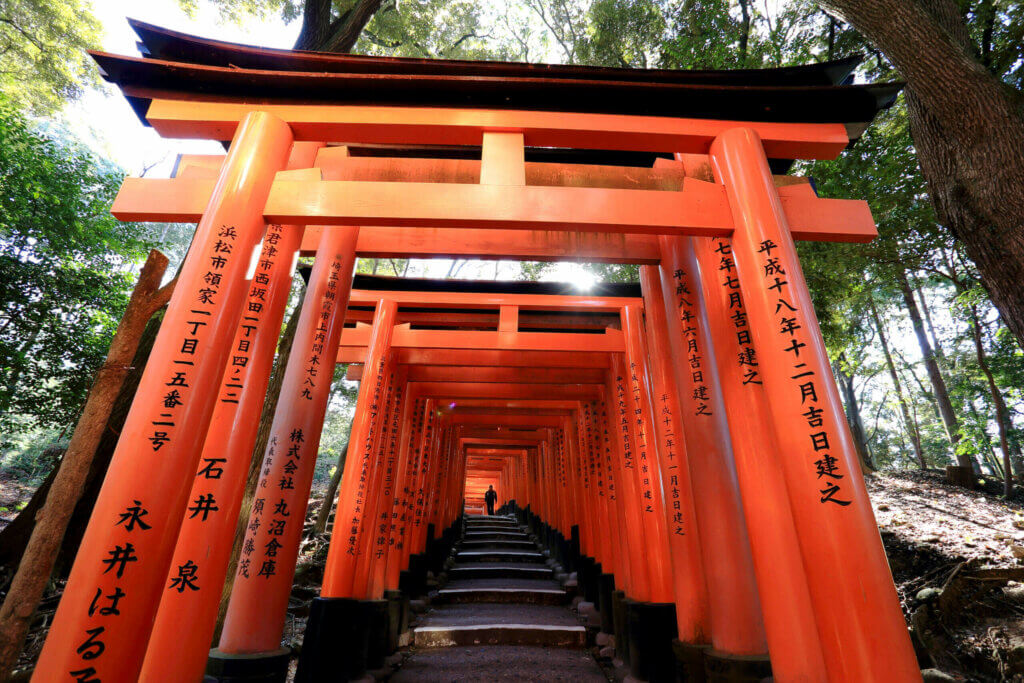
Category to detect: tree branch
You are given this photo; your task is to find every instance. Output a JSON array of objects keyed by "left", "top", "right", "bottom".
[{"left": 323, "top": 0, "right": 386, "bottom": 53}]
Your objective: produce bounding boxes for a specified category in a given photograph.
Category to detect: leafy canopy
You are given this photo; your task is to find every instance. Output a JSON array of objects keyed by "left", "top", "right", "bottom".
[
  {"left": 0, "top": 103, "right": 153, "bottom": 440},
  {"left": 0, "top": 0, "right": 102, "bottom": 114}
]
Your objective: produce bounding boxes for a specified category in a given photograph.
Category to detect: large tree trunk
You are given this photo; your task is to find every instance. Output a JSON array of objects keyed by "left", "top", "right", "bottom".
[
  {"left": 869, "top": 299, "right": 927, "bottom": 469},
  {"left": 0, "top": 251, "right": 173, "bottom": 681},
  {"left": 898, "top": 270, "right": 969, "bottom": 467},
  {"left": 213, "top": 282, "right": 306, "bottom": 642},
  {"left": 833, "top": 354, "right": 874, "bottom": 472},
  {"left": 294, "top": 0, "right": 385, "bottom": 52},
  {"left": 819, "top": 0, "right": 1024, "bottom": 351},
  {"left": 969, "top": 303, "right": 1014, "bottom": 496}
]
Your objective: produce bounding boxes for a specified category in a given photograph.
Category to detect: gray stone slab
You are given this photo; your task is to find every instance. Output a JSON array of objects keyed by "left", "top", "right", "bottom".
[
  {"left": 418, "top": 603, "right": 580, "bottom": 628},
  {"left": 390, "top": 646, "right": 607, "bottom": 682}
]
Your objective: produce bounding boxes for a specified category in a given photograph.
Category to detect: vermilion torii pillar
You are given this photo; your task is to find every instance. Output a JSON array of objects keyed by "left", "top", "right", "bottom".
[
  {"left": 297, "top": 300, "right": 398, "bottom": 682},
  {"left": 635, "top": 270, "right": 710, "bottom": 651},
  {"left": 710, "top": 127, "right": 921, "bottom": 682},
  {"left": 140, "top": 142, "right": 322, "bottom": 683},
  {"left": 355, "top": 364, "right": 407, "bottom": 598},
  {"left": 32, "top": 111, "right": 293, "bottom": 683},
  {"left": 382, "top": 396, "right": 424, "bottom": 590},
  {"left": 320, "top": 300, "right": 398, "bottom": 598},
  {"left": 691, "top": 233, "right": 829, "bottom": 682},
  {"left": 619, "top": 307, "right": 676, "bottom": 604},
  {"left": 655, "top": 238, "right": 769, "bottom": 664},
  {"left": 214, "top": 226, "right": 359, "bottom": 673}
]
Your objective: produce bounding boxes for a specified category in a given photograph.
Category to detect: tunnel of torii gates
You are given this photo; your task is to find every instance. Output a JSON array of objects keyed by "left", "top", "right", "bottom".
[{"left": 30, "top": 19, "right": 924, "bottom": 683}]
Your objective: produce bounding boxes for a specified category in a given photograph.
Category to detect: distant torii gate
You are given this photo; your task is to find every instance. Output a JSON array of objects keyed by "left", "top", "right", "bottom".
[{"left": 34, "top": 20, "right": 921, "bottom": 683}]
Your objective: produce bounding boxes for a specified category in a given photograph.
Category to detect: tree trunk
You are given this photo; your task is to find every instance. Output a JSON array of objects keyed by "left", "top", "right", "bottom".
[
  {"left": 869, "top": 298, "right": 927, "bottom": 469},
  {"left": 312, "top": 438, "right": 350, "bottom": 537},
  {"left": 967, "top": 399, "right": 1002, "bottom": 475},
  {"left": 969, "top": 303, "right": 1014, "bottom": 496},
  {"left": 1011, "top": 441, "right": 1024, "bottom": 485},
  {"left": 738, "top": 0, "right": 751, "bottom": 66},
  {"left": 213, "top": 282, "right": 306, "bottom": 641},
  {"left": 294, "top": 0, "right": 385, "bottom": 52},
  {"left": 833, "top": 354, "right": 874, "bottom": 472},
  {"left": 899, "top": 270, "right": 969, "bottom": 467},
  {"left": 917, "top": 285, "right": 946, "bottom": 363},
  {"left": 819, "top": 0, "right": 1024, "bottom": 352},
  {"left": 0, "top": 251, "right": 173, "bottom": 681}
]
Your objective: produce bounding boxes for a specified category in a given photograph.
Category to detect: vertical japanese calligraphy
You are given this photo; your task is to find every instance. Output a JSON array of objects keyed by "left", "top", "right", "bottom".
[
  {"left": 33, "top": 111, "right": 293, "bottom": 683},
  {"left": 218, "top": 226, "right": 358, "bottom": 655}
]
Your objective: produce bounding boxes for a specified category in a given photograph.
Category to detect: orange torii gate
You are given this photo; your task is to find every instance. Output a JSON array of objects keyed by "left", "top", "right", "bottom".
[{"left": 33, "top": 19, "right": 921, "bottom": 683}]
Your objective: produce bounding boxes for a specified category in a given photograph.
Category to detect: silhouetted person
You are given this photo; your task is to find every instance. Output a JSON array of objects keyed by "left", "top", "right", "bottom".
[{"left": 484, "top": 485, "right": 497, "bottom": 516}]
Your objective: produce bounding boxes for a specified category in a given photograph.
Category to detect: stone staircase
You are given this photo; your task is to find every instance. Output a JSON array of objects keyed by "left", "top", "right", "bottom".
[{"left": 390, "top": 513, "right": 607, "bottom": 681}]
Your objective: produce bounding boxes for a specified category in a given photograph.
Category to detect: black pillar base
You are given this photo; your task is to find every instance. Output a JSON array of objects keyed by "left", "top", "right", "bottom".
[
  {"left": 626, "top": 601, "right": 678, "bottom": 683},
  {"left": 598, "top": 573, "right": 616, "bottom": 634},
  {"left": 611, "top": 591, "right": 629, "bottom": 665},
  {"left": 704, "top": 649, "right": 772, "bottom": 683},
  {"left": 294, "top": 597, "right": 369, "bottom": 682},
  {"left": 383, "top": 589, "right": 409, "bottom": 652},
  {"left": 672, "top": 640, "right": 709, "bottom": 683},
  {"left": 205, "top": 647, "right": 290, "bottom": 683},
  {"left": 363, "top": 599, "right": 390, "bottom": 671}
]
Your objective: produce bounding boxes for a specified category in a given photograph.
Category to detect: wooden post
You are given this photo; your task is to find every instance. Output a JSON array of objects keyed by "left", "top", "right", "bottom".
[{"left": 0, "top": 250, "right": 172, "bottom": 681}]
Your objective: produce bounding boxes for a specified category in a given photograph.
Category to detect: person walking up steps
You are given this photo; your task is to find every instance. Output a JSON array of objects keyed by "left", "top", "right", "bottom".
[{"left": 484, "top": 485, "right": 497, "bottom": 515}]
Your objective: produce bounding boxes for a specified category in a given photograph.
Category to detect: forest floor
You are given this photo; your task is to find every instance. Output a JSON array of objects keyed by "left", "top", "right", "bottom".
[
  {"left": 0, "top": 472, "right": 36, "bottom": 525},
  {"left": 4, "top": 470, "right": 1024, "bottom": 680},
  {"left": 866, "top": 469, "right": 1024, "bottom": 681}
]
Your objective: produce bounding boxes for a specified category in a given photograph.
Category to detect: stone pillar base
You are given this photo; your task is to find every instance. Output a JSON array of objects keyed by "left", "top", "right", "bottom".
[
  {"left": 384, "top": 589, "right": 409, "bottom": 652},
  {"left": 205, "top": 647, "right": 290, "bottom": 683},
  {"left": 672, "top": 640, "right": 708, "bottom": 683},
  {"left": 626, "top": 601, "right": 678, "bottom": 683},
  {"left": 363, "top": 599, "right": 390, "bottom": 671},
  {"left": 611, "top": 590, "right": 629, "bottom": 665},
  {"left": 704, "top": 649, "right": 772, "bottom": 683},
  {"left": 598, "top": 573, "right": 616, "bottom": 634},
  {"left": 294, "top": 597, "right": 368, "bottom": 682}
]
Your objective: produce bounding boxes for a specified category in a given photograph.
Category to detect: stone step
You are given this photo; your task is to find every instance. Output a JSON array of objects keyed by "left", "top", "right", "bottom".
[
  {"left": 412, "top": 604, "right": 586, "bottom": 649},
  {"left": 464, "top": 527, "right": 524, "bottom": 536},
  {"left": 455, "top": 549, "right": 546, "bottom": 564},
  {"left": 447, "top": 563, "right": 555, "bottom": 581},
  {"left": 459, "top": 539, "right": 537, "bottom": 551},
  {"left": 465, "top": 515, "right": 515, "bottom": 522},
  {"left": 390, "top": 645, "right": 607, "bottom": 682},
  {"left": 463, "top": 530, "right": 530, "bottom": 540},
  {"left": 435, "top": 578, "right": 568, "bottom": 606}
]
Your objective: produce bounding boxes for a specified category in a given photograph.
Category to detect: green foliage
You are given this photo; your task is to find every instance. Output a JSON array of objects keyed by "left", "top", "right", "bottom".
[
  {"left": 0, "top": 0, "right": 103, "bottom": 114},
  {"left": 0, "top": 103, "right": 151, "bottom": 441},
  {"left": 358, "top": 0, "right": 490, "bottom": 58},
  {"left": 962, "top": 0, "right": 1024, "bottom": 88},
  {"left": 660, "top": 0, "right": 752, "bottom": 68},
  {"left": 578, "top": 0, "right": 666, "bottom": 67},
  {"left": 0, "top": 425, "right": 65, "bottom": 483},
  {"left": 313, "top": 367, "right": 359, "bottom": 485}
]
